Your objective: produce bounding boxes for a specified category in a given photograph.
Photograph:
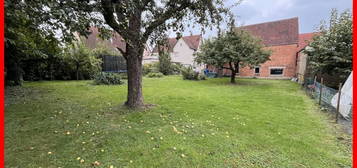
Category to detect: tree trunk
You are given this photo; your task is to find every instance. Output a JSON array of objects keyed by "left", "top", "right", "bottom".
[
  {"left": 230, "top": 71, "right": 236, "bottom": 83},
  {"left": 125, "top": 45, "right": 144, "bottom": 108},
  {"left": 229, "top": 62, "right": 236, "bottom": 83},
  {"left": 76, "top": 63, "right": 79, "bottom": 80}
]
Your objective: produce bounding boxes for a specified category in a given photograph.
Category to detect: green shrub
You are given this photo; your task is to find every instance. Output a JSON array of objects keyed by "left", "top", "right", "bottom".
[
  {"left": 143, "top": 63, "right": 159, "bottom": 75},
  {"left": 159, "top": 52, "right": 172, "bottom": 75},
  {"left": 199, "top": 74, "right": 206, "bottom": 80},
  {"left": 171, "top": 63, "right": 183, "bottom": 74},
  {"left": 119, "top": 73, "right": 128, "bottom": 79},
  {"left": 181, "top": 66, "right": 205, "bottom": 80},
  {"left": 147, "top": 72, "right": 164, "bottom": 78},
  {"left": 93, "top": 72, "right": 123, "bottom": 85}
]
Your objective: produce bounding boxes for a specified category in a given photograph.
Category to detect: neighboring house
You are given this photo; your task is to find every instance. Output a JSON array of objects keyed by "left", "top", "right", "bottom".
[
  {"left": 296, "top": 33, "right": 317, "bottom": 83},
  {"left": 79, "top": 27, "right": 151, "bottom": 72},
  {"left": 147, "top": 35, "right": 204, "bottom": 70},
  {"left": 229, "top": 17, "right": 300, "bottom": 79}
]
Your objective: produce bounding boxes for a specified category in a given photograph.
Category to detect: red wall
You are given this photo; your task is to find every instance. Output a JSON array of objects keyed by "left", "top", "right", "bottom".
[{"left": 218, "top": 44, "right": 298, "bottom": 78}]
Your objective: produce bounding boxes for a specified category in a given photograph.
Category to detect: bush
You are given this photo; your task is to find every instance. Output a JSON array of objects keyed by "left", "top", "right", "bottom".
[
  {"left": 94, "top": 72, "right": 123, "bottom": 85},
  {"left": 171, "top": 63, "right": 183, "bottom": 74},
  {"left": 147, "top": 72, "right": 164, "bottom": 78},
  {"left": 119, "top": 73, "right": 128, "bottom": 79},
  {"left": 181, "top": 66, "right": 205, "bottom": 80},
  {"left": 159, "top": 52, "right": 172, "bottom": 75},
  {"left": 143, "top": 63, "right": 159, "bottom": 75},
  {"left": 199, "top": 74, "right": 206, "bottom": 80}
]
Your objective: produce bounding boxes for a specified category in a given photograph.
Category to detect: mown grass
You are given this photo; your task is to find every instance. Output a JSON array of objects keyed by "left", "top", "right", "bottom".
[{"left": 5, "top": 76, "right": 351, "bottom": 167}]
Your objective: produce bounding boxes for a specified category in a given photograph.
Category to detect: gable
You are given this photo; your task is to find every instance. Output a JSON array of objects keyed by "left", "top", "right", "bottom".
[
  {"left": 173, "top": 38, "right": 191, "bottom": 52},
  {"left": 152, "top": 35, "right": 201, "bottom": 53}
]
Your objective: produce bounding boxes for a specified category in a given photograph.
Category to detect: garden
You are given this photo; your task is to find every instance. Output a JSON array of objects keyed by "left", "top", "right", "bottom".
[{"left": 5, "top": 76, "right": 351, "bottom": 167}]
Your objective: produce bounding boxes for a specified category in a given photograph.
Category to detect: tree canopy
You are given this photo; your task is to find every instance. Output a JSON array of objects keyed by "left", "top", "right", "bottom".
[
  {"left": 195, "top": 30, "right": 271, "bottom": 83},
  {"left": 304, "top": 9, "right": 352, "bottom": 80},
  {"left": 5, "top": 0, "right": 236, "bottom": 108}
]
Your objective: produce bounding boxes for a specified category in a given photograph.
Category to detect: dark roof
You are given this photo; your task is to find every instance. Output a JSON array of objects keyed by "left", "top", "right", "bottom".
[
  {"left": 235, "top": 17, "right": 299, "bottom": 46},
  {"left": 298, "top": 32, "right": 318, "bottom": 52},
  {"left": 152, "top": 35, "right": 201, "bottom": 53}
]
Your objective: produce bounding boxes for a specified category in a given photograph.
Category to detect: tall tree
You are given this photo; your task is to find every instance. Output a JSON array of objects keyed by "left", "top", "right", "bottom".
[
  {"left": 5, "top": 0, "right": 234, "bottom": 108},
  {"left": 195, "top": 30, "right": 271, "bottom": 83},
  {"left": 304, "top": 9, "right": 352, "bottom": 81},
  {"left": 157, "top": 36, "right": 172, "bottom": 75}
]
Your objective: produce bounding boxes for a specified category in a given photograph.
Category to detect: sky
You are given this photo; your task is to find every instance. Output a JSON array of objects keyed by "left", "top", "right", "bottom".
[{"left": 171, "top": 0, "right": 352, "bottom": 39}]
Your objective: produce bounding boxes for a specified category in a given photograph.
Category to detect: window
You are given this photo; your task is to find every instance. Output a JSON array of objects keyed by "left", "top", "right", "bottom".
[
  {"left": 254, "top": 67, "right": 260, "bottom": 74},
  {"left": 270, "top": 68, "right": 284, "bottom": 75}
]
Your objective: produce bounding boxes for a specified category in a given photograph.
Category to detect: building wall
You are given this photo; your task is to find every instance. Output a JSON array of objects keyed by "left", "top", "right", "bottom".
[
  {"left": 296, "top": 50, "right": 308, "bottom": 83},
  {"left": 171, "top": 39, "right": 195, "bottom": 66},
  {"left": 237, "top": 44, "right": 298, "bottom": 78},
  {"left": 146, "top": 38, "right": 205, "bottom": 71}
]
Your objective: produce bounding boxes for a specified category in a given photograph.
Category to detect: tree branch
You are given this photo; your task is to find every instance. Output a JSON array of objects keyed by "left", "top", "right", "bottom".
[
  {"left": 142, "top": 1, "right": 192, "bottom": 40},
  {"left": 101, "top": 0, "right": 129, "bottom": 39},
  {"left": 234, "top": 62, "right": 239, "bottom": 73},
  {"left": 116, "top": 47, "right": 126, "bottom": 59}
]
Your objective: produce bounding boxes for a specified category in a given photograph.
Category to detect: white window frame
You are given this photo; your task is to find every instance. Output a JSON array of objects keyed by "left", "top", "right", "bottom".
[{"left": 269, "top": 67, "right": 285, "bottom": 76}]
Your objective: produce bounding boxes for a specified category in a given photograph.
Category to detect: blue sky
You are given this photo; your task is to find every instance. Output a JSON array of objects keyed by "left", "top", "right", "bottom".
[{"left": 171, "top": 0, "right": 352, "bottom": 39}]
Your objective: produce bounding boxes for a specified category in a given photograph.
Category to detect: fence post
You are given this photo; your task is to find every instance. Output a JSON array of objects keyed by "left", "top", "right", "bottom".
[
  {"left": 319, "top": 78, "right": 323, "bottom": 105},
  {"left": 314, "top": 76, "right": 317, "bottom": 85},
  {"left": 336, "top": 83, "right": 342, "bottom": 123},
  {"left": 311, "top": 76, "right": 317, "bottom": 96}
]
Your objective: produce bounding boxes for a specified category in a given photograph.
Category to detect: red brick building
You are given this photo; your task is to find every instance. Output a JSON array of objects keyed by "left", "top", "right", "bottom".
[{"left": 218, "top": 17, "right": 314, "bottom": 79}]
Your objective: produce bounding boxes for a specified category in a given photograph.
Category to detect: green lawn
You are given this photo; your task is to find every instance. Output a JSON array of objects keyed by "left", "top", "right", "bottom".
[{"left": 5, "top": 76, "right": 351, "bottom": 167}]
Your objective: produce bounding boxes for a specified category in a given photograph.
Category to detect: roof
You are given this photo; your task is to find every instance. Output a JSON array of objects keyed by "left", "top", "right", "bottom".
[
  {"left": 298, "top": 32, "right": 318, "bottom": 52},
  {"left": 152, "top": 35, "right": 202, "bottom": 53},
  {"left": 84, "top": 27, "right": 126, "bottom": 52},
  {"left": 235, "top": 17, "right": 299, "bottom": 46}
]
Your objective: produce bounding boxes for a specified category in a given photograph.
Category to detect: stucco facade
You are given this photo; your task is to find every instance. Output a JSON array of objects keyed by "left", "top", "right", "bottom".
[{"left": 148, "top": 35, "right": 204, "bottom": 70}]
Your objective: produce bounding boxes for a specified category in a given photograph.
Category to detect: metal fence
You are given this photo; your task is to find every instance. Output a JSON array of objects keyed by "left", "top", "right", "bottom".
[
  {"left": 100, "top": 55, "right": 127, "bottom": 73},
  {"left": 303, "top": 77, "right": 352, "bottom": 121}
]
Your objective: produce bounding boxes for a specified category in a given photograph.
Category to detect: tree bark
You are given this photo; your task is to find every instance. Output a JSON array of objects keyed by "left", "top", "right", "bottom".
[
  {"left": 230, "top": 71, "right": 236, "bottom": 83},
  {"left": 229, "top": 62, "right": 236, "bottom": 83},
  {"left": 76, "top": 63, "right": 79, "bottom": 80},
  {"left": 125, "top": 45, "right": 144, "bottom": 108}
]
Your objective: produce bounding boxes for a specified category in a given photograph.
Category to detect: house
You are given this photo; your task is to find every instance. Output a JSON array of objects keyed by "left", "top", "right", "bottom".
[
  {"left": 207, "top": 18, "right": 316, "bottom": 79},
  {"left": 228, "top": 17, "right": 300, "bottom": 79},
  {"left": 80, "top": 27, "right": 151, "bottom": 72},
  {"left": 146, "top": 35, "right": 203, "bottom": 70}
]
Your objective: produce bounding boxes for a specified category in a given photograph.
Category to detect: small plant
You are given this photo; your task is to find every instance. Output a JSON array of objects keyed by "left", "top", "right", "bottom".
[
  {"left": 93, "top": 72, "right": 123, "bottom": 85},
  {"left": 147, "top": 72, "right": 164, "bottom": 78},
  {"left": 171, "top": 63, "right": 184, "bottom": 75},
  {"left": 143, "top": 63, "right": 159, "bottom": 75},
  {"left": 181, "top": 66, "right": 205, "bottom": 80},
  {"left": 199, "top": 74, "right": 206, "bottom": 80},
  {"left": 119, "top": 73, "right": 128, "bottom": 79}
]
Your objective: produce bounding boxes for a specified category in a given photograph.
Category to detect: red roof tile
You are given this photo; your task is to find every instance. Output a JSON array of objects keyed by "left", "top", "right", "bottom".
[
  {"left": 182, "top": 35, "right": 202, "bottom": 50},
  {"left": 298, "top": 32, "right": 318, "bottom": 51},
  {"left": 84, "top": 27, "right": 126, "bottom": 52},
  {"left": 236, "top": 17, "right": 299, "bottom": 46}
]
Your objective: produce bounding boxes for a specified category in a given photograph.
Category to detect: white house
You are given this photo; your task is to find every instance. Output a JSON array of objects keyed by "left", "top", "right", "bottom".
[{"left": 144, "top": 35, "right": 204, "bottom": 71}]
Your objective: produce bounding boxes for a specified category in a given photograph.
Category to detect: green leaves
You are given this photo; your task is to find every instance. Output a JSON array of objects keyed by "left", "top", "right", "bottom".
[
  {"left": 195, "top": 30, "right": 271, "bottom": 69},
  {"left": 304, "top": 9, "right": 352, "bottom": 79}
]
